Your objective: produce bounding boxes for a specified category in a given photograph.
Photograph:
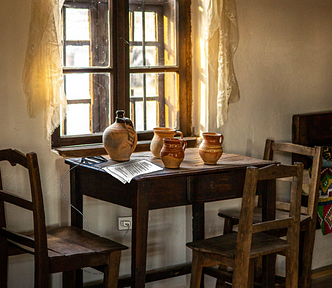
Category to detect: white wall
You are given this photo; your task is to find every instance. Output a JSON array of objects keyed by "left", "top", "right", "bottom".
[{"left": 1, "top": 0, "right": 332, "bottom": 287}]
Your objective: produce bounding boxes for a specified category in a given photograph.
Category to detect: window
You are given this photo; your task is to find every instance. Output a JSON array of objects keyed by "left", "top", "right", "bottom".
[{"left": 52, "top": 0, "right": 192, "bottom": 150}]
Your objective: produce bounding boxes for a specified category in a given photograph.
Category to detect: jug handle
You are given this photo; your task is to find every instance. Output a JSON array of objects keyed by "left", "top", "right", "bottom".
[
  {"left": 219, "top": 135, "right": 224, "bottom": 144},
  {"left": 182, "top": 139, "right": 187, "bottom": 150},
  {"left": 175, "top": 131, "right": 183, "bottom": 139}
]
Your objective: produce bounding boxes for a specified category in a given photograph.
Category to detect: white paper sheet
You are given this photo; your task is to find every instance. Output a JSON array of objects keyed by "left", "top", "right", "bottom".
[{"left": 102, "top": 159, "right": 163, "bottom": 184}]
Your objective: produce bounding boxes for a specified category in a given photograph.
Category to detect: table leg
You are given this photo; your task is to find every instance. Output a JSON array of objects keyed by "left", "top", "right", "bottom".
[
  {"left": 69, "top": 166, "right": 84, "bottom": 288},
  {"left": 262, "top": 179, "right": 276, "bottom": 288},
  {"left": 192, "top": 202, "right": 205, "bottom": 288},
  {"left": 192, "top": 203, "right": 204, "bottom": 241},
  {"left": 131, "top": 182, "right": 149, "bottom": 288},
  {"left": 70, "top": 166, "right": 83, "bottom": 229}
]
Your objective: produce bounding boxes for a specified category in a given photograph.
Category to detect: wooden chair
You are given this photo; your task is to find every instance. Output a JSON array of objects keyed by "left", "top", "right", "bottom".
[
  {"left": 217, "top": 139, "right": 322, "bottom": 287},
  {"left": 187, "top": 163, "right": 304, "bottom": 288},
  {"left": 0, "top": 149, "right": 128, "bottom": 288}
]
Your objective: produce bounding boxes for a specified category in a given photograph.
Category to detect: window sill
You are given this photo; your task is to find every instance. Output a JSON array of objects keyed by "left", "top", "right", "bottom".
[{"left": 53, "top": 137, "right": 199, "bottom": 158}]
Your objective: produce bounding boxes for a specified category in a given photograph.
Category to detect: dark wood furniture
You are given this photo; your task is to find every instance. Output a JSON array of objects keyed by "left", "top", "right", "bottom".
[
  {"left": 217, "top": 140, "right": 322, "bottom": 288},
  {"left": 292, "top": 111, "right": 332, "bottom": 149},
  {"left": 292, "top": 110, "right": 332, "bottom": 280},
  {"left": 187, "top": 163, "right": 304, "bottom": 288},
  {"left": 0, "top": 149, "right": 127, "bottom": 288},
  {"left": 66, "top": 148, "right": 276, "bottom": 288}
]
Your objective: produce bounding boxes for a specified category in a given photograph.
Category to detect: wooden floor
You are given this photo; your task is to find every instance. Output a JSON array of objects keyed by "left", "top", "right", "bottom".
[
  {"left": 312, "top": 274, "right": 332, "bottom": 288},
  {"left": 86, "top": 271, "right": 332, "bottom": 288}
]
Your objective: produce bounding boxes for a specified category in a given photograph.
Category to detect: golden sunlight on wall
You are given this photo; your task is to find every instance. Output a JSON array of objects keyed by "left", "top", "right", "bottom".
[{"left": 192, "top": 0, "right": 208, "bottom": 136}]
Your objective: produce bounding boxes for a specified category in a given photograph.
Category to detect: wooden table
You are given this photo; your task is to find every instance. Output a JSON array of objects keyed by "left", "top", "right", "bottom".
[{"left": 66, "top": 148, "right": 275, "bottom": 288}]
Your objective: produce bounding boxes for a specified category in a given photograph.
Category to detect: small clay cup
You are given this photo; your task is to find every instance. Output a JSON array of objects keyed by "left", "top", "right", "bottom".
[
  {"left": 199, "top": 132, "right": 223, "bottom": 165},
  {"left": 160, "top": 138, "right": 187, "bottom": 168}
]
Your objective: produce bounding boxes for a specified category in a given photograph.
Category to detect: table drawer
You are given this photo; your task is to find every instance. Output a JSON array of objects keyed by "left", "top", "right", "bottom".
[{"left": 187, "top": 169, "right": 246, "bottom": 202}]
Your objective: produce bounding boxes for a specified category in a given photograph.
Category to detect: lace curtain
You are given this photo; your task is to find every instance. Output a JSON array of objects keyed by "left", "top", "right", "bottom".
[
  {"left": 205, "top": 0, "right": 239, "bottom": 127},
  {"left": 23, "top": 0, "right": 66, "bottom": 138}
]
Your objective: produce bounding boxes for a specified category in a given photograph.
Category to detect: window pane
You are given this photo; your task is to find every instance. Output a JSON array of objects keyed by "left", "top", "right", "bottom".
[
  {"left": 145, "top": 12, "right": 157, "bottom": 42},
  {"left": 63, "top": 3, "right": 110, "bottom": 68},
  {"left": 62, "top": 73, "right": 110, "bottom": 136},
  {"left": 146, "top": 73, "right": 157, "bottom": 96},
  {"left": 129, "top": 0, "right": 177, "bottom": 67},
  {"left": 163, "top": 1, "right": 177, "bottom": 66},
  {"left": 134, "top": 11, "right": 143, "bottom": 42},
  {"left": 130, "top": 46, "right": 143, "bottom": 67},
  {"left": 130, "top": 74, "right": 144, "bottom": 97},
  {"left": 65, "top": 74, "right": 90, "bottom": 100},
  {"left": 130, "top": 72, "right": 178, "bottom": 131},
  {"left": 133, "top": 101, "right": 144, "bottom": 131},
  {"left": 131, "top": 100, "right": 158, "bottom": 131},
  {"left": 66, "top": 104, "right": 90, "bottom": 135},
  {"left": 146, "top": 100, "right": 158, "bottom": 130},
  {"left": 65, "top": 46, "right": 90, "bottom": 67},
  {"left": 145, "top": 46, "right": 157, "bottom": 66},
  {"left": 65, "top": 8, "right": 90, "bottom": 41}
]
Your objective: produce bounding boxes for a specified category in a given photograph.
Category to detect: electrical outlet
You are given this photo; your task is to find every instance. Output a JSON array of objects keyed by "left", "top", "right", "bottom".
[{"left": 117, "top": 216, "right": 132, "bottom": 231}]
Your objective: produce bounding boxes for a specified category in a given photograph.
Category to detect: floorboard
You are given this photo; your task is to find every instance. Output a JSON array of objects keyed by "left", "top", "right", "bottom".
[{"left": 312, "top": 274, "right": 332, "bottom": 288}]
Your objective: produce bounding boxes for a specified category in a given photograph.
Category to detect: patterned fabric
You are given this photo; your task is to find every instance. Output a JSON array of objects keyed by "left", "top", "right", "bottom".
[
  {"left": 322, "top": 145, "right": 332, "bottom": 161},
  {"left": 317, "top": 167, "right": 332, "bottom": 235}
]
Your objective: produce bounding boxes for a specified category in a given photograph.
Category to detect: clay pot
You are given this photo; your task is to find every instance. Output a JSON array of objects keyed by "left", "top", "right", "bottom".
[
  {"left": 150, "top": 127, "right": 183, "bottom": 158},
  {"left": 199, "top": 132, "right": 224, "bottom": 165},
  {"left": 160, "top": 138, "right": 187, "bottom": 169},
  {"left": 103, "top": 110, "right": 137, "bottom": 162}
]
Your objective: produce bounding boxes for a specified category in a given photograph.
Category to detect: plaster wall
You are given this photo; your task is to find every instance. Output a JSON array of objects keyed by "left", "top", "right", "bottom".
[{"left": 0, "top": 0, "right": 332, "bottom": 287}]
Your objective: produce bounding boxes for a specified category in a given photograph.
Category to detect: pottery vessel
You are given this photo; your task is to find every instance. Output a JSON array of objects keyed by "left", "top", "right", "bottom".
[
  {"left": 103, "top": 110, "right": 137, "bottom": 162},
  {"left": 160, "top": 138, "right": 187, "bottom": 169},
  {"left": 150, "top": 127, "right": 183, "bottom": 158},
  {"left": 199, "top": 132, "right": 224, "bottom": 165}
]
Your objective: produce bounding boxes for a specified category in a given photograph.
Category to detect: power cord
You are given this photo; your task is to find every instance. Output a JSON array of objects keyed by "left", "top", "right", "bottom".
[
  {"left": 61, "top": 161, "right": 90, "bottom": 230},
  {"left": 121, "top": 221, "right": 131, "bottom": 244},
  {"left": 61, "top": 156, "right": 129, "bottom": 276},
  {"left": 61, "top": 157, "right": 108, "bottom": 277},
  {"left": 60, "top": 156, "right": 107, "bottom": 231}
]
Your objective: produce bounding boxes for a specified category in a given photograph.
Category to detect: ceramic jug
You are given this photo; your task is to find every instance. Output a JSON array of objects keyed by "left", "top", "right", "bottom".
[
  {"left": 103, "top": 110, "right": 137, "bottom": 162},
  {"left": 160, "top": 138, "right": 187, "bottom": 169},
  {"left": 199, "top": 132, "right": 224, "bottom": 165},
  {"left": 150, "top": 127, "right": 183, "bottom": 158}
]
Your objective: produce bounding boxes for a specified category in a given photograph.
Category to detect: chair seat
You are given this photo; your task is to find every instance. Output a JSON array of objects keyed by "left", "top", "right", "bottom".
[
  {"left": 187, "top": 232, "right": 290, "bottom": 259},
  {"left": 18, "top": 226, "right": 127, "bottom": 273},
  {"left": 218, "top": 207, "right": 311, "bottom": 231}
]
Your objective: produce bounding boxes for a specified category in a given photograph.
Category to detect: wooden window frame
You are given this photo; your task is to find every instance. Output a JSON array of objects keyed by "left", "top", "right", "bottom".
[{"left": 52, "top": 0, "right": 192, "bottom": 151}]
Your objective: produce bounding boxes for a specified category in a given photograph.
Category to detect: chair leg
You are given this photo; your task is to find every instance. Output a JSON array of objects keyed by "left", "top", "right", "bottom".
[
  {"left": 285, "top": 247, "right": 299, "bottom": 288},
  {"left": 215, "top": 264, "right": 229, "bottom": 288},
  {"left": 190, "top": 251, "right": 205, "bottom": 288},
  {"left": 63, "top": 270, "right": 76, "bottom": 288},
  {"left": 262, "top": 254, "right": 276, "bottom": 287},
  {"left": 223, "top": 219, "right": 234, "bottom": 234},
  {"left": 104, "top": 251, "right": 121, "bottom": 288},
  {"left": 0, "top": 237, "right": 8, "bottom": 288},
  {"left": 34, "top": 265, "right": 50, "bottom": 288},
  {"left": 248, "top": 258, "right": 256, "bottom": 288},
  {"left": 301, "top": 226, "right": 315, "bottom": 288}
]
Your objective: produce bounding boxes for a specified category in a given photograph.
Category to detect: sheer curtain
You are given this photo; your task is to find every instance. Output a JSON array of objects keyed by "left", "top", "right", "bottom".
[
  {"left": 205, "top": 0, "right": 239, "bottom": 128},
  {"left": 23, "top": 0, "right": 66, "bottom": 138}
]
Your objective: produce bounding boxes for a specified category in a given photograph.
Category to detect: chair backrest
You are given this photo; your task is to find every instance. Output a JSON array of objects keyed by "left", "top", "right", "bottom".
[
  {"left": 0, "top": 149, "right": 48, "bottom": 264},
  {"left": 235, "top": 163, "right": 304, "bottom": 278},
  {"left": 263, "top": 139, "right": 322, "bottom": 219}
]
